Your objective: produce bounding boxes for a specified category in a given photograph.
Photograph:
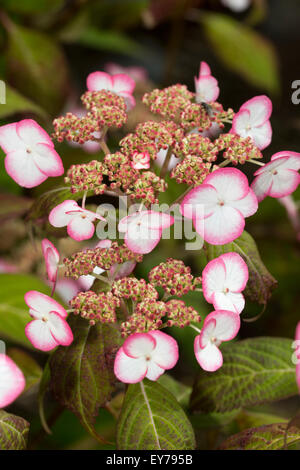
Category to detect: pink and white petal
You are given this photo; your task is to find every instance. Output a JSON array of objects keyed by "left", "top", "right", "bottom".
[
  {"left": 78, "top": 274, "right": 95, "bottom": 291},
  {"left": 110, "top": 260, "right": 136, "bottom": 280},
  {"left": 145, "top": 361, "right": 165, "bottom": 381},
  {"left": 202, "top": 257, "right": 226, "bottom": 303},
  {"left": 212, "top": 291, "right": 245, "bottom": 315},
  {"left": 240, "top": 95, "right": 272, "bottom": 126},
  {"left": 55, "top": 279, "right": 81, "bottom": 304},
  {"left": 252, "top": 121, "right": 272, "bottom": 150},
  {"left": 5, "top": 150, "right": 47, "bottom": 188},
  {"left": 123, "top": 332, "right": 156, "bottom": 358},
  {"left": 210, "top": 310, "right": 241, "bottom": 341},
  {"left": 180, "top": 184, "right": 218, "bottom": 219},
  {"left": 42, "top": 239, "right": 59, "bottom": 282},
  {"left": 0, "top": 355, "right": 25, "bottom": 408},
  {"left": 125, "top": 225, "right": 161, "bottom": 254},
  {"left": 118, "top": 92, "right": 136, "bottom": 110},
  {"left": 0, "top": 123, "right": 21, "bottom": 153},
  {"left": 118, "top": 213, "right": 141, "bottom": 232},
  {"left": 148, "top": 330, "right": 179, "bottom": 369},
  {"left": 86, "top": 71, "right": 113, "bottom": 91},
  {"left": 141, "top": 211, "right": 174, "bottom": 230},
  {"left": 48, "top": 312, "right": 73, "bottom": 346},
  {"left": 17, "top": 119, "right": 53, "bottom": 147},
  {"left": 199, "top": 317, "right": 217, "bottom": 349},
  {"left": 199, "top": 61, "right": 211, "bottom": 77},
  {"left": 196, "top": 206, "right": 245, "bottom": 245},
  {"left": 251, "top": 172, "right": 273, "bottom": 202},
  {"left": 271, "top": 151, "right": 300, "bottom": 171},
  {"left": 204, "top": 168, "right": 249, "bottom": 201},
  {"left": 49, "top": 200, "right": 80, "bottom": 227},
  {"left": 194, "top": 340, "right": 223, "bottom": 372},
  {"left": 112, "top": 74, "right": 135, "bottom": 94},
  {"left": 231, "top": 109, "right": 251, "bottom": 135},
  {"left": 114, "top": 348, "right": 147, "bottom": 383},
  {"left": 96, "top": 239, "right": 112, "bottom": 249},
  {"left": 231, "top": 188, "right": 258, "bottom": 217},
  {"left": 220, "top": 252, "right": 249, "bottom": 291},
  {"left": 67, "top": 216, "right": 95, "bottom": 241},
  {"left": 25, "top": 290, "right": 68, "bottom": 319},
  {"left": 195, "top": 76, "right": 219, "bottom": 103},
  {"left": 268, "top": 169, "right": 300, "bottom": 199},
  {"left": 25, "top": 319, "right": 58, "bottom": 352},
  {"left": 33, "top": 143, "right": 64, "bottom": 177}
]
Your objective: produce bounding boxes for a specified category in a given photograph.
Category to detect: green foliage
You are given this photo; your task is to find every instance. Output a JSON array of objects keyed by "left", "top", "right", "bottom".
[
  {"left": 205, "top": 230, "right": 277, "bottom": 305},
  {"left": 0, "top": 0, "right": 63, "bottom": 15},
  {"left": 0, "top": 410, "right": 29, "bottom": 450},
  {"left": 190, "top": 337, "right": 298, "bottom": 413},
  {"left": 202, "top": 13, "right": 280, "bottom": 94},
  {"left": 117, "top": 379, "right": 196, "bottom": 450},
  {"left": 157, "top": 374, "right": 191, "bottom": 408},
  {"left": 50, "top": 315, "right": 121, "bottom": 444},
  {"left": 219, "top": 423, "right": 300, "bottom": 450},
  {"left": 0, "top": 85, "right": 47, "bottom": 119},
  {"left": 7, "top": 348, "right": 42, "bottom": 392},
  {"left": 0, "top": 274, "right": 52, "bottom": 348}
]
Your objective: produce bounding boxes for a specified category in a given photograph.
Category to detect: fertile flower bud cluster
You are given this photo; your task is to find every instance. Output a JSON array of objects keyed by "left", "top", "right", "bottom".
[
  {"left": 65, "top": 160, "right": 107, "bottom": 194},
  {"left": 143, "top": 85, "right": 194, "bottom": 120},
  {"left": 52, "top": 112, "right": 99, "bottom": 144},
  {"left": 180, "top": 102, "right": 212, "bottom": 132},
  {"left": 111, "top": 277, "right": 158, "bottom": 302},
  {"left": 120, "top": 300, "right": 167, "bottom": 337},
  {"left": 148, "top": 258, "right": 201, "bottom": 297},
  {"left": 175, "top": 134, "right": 219, "bottom": 162},
  {"left": 166, "top": 299, "right": 201, "bottom": 328},
  {"left": 64, "top": 242, "right": 142, "bottom": 279},
  {"left": 70, "top": 290, "right": 120, "bottom": 325},
  {"left": 81, "top": 90, "right": 127, "bottom": 128},
  {"left": 171, "top": 156, "right": 212, "bottom": 186},
  {"left": 214, "top": 133, "right": 263, "bottom": 165},
  {"left": 135, "top": 120, "right": 184, "bottom": 151}
]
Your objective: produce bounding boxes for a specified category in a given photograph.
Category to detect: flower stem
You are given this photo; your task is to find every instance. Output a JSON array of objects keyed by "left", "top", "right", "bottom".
[
  {"left": 160, "top": 146, "right": 173, "bottom": 178},
  {"left": 249, "top": 159, "right": 265, "bottom": 167},
  {"left": 218, "top": 159, "right": 231, "bottom": 167},
  {"left": 189, "top": 324, "right": 201, "bottom": 334},
  {"left": 167, "top": 187, "right": 191, "bottom": 210}
]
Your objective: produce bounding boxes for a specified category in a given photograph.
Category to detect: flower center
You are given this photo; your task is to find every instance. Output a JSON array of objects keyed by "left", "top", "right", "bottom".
[
  {"left": 42, "top": 317, "right": 48, "bottom": 322},
  {"left": 224, "top": 287, "right": 229, "bottom": 293},
  {"left": 272, "top": 170, "right": 278, "bottom": 175},
  {"left": 211, "top": 336, "right": 217, "bottom": 343},
  {"left": 218, "top": 200, "right": 225, "bottom": 206},
  {"left": 145, "top": 355, "right": 151, "bottom": 361},
  {"left": 26, "top": 148, "right": 32, "bottom": 154}
]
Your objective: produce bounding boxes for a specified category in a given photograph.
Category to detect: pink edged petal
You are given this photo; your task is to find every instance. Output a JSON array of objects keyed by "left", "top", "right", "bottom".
[
  {"left": 140, "top": 211, "right": 174, "bottom": 230},
  {"left": 231, "top": 109, "right": 251, "bottom": 135},
  {"left": 25, "top": 319, "right": 58, "bottom": 351},
  {"left": 194, "top": 205, "right": 245, "bottom": 245},
  {"left": 49, "top": 200, "right": 80, "bottom": 227},
  {"left": 78, "top": 274, "right": 96, "bottom": 291},
  {"left": 240, "top": 95, "right": 272, "bottom": 125},
  {"left": 110, "top": 260, "right": 136, "bottom": 280},
  {"left": 48, "top": 312, "right": 73, "bottom": 346},
  {"left": 180, "top": 184, "right": 218, "bottom": 219},
  {"left": 112, "top": 74, "right": 135, "bottom": 94},
  {"left": 271, "top": 151, "right": 300, "bottom": 171},
  {"left": 220, "top": 252, "right": 249, "bottom": 291},
  {"left": 42, "top": 239, "right": 59, "bottom": 283},
  {"left": 202, "top": 257, "right": 226, "bottom": 303},
  {"left": 199, "top": 61, "right": 211, "bottom": 77},
  {"left": 33, "top": 143, "right": 64, "bottom": 177},
  {"left": 125, "top": 225, "right": 161, "bottom": 254},
  {"left": 86, "top": 71, "right": 113, "bottom": 91},
  {"left": 204, "top": 168, "right": 250, "bottom": 201},
  {"left": 195, "top": 76, "right": 219, "bottom": 103},
  {"left": 0, "top": 123, "right": 21, "bottom": 153},
  {"left": 251, "top": 172, "right": 273, "bottom": 202},
  {"left": 0, "top": 355, "right": 25, "bottom": 408},
  {"left": 96, "top": 239, "right": 112, "bottom": 249},
  {"left": 114, "top": 347, "right": 147, "bottom": 383},
  {"left": 5, "top": 150, "right": 47, "bottom": 188},
  {"left": 210, "top": 310, "right": 241, "bottom": 341},
  {"left": 148, "top": 330, "right": 179, "bottom": 370},
  {"left": 251, "top": 121, "right": 272, "bottom": 150},
  {"left": 24, "top": 290, "right": 67, "bottom": 319},
  {"left": 118, "top": 92, "right": 136, "bottom": 110},
  {"left": 67, "top": 216, "right": 95, "bottom": 241},
  {"left": 268, "top": 169, "right": 300, "bottom": 199},
  {"left": 145, "top": 361, "right": 165, "bottom": 381},
  {"left": 194, "top": 339, "right": 223, "bottom": 372},
  {"left": 213, "top": 291, "right": 245, "bottom": 315},
  {"left": 123, "top": 332, "right": 156, "bottom": 358},
  {"left": 55, "top": 279, "right": 81, "bottom": 304},
  {"left": 199, "top": 317, "right": 217, "bottom": 349},
  {"left": 16, "top": 119, "right": 53, "bottom": 147},
  {"left": 231, "top": 188, "right": 258, "bottom": 217},
  {"left": 118, "top": 212, "right": 141, "bottom": 232}
]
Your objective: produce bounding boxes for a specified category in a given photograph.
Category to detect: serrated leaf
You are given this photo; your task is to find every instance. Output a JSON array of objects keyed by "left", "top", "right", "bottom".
[
  {"left": 201, "top": 12, "right": 279, "bottom": 94},
  {"left": 117, "top": 379, "right": 196, "bottom": 450},
  {"left": 157, "top": 374, "right": 191, "bottom": 408},
  {"left": 5, "top": 19, "right": 69, "bottom": 115},
  {"left": 0, "top": 85, "right": 47, "bottom": 119},
  {"left": 0, "top": 410, "right": 29, "bottom": 450},
  {"left": 0, "top": 273, "right": 53, "bottom": 348},
  {"left": 190, "top": 337, "right": 298, "bottom": 413},
  {"left": 50, "top": 315, "right": 121, "bottom": 443},
  {"left": 205, "top": 230, "right": 277, "bottom": 305},
  {"left": 219, "top": 423, "right": 300, "bottom": 450},
  {"left": 7, "top": 348, "right": 42, "bottom": 392}
]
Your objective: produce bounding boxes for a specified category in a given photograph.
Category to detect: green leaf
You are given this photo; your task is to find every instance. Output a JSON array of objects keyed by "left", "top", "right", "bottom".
[
  {"left": 50, "top": 315, "right": 121, "bottom": 443},
  {"left": 219, "top": 423, "right": 300, "bottom": 450},
  {"left": 0, "top": 85, "right": 48, "bottom": 119},
  {"left": 201, "top": 12, "right": 279, "bottom": 94},
  {"left": 190, "top": 337, "right": 298, "bottom": 413},
  {"left": 0, "top": 410, "right": 29, "bottom": 450},
  {"left": 157, "top": 374, "right": 191, "bottom": 408},
  {"left": 38, "top": 359, "right": 52, "bottom": 434},
  {"left": 0, "top": 274, "right": 53, "bottom": 348},
  {"left": 0, "top": 0, "right": 63, "bottom": 14},
  {"left": 117, "top": 379, "right": 196, "bottom": 450},
  {"left": 205, "top": 230, "right": 277, "bottom": 305},
  {"left": 7, "top": 348, "right": 42, "bottom": 392},
  {"left": 5, "top": 19, "right": 69, "bottom": 115}
]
